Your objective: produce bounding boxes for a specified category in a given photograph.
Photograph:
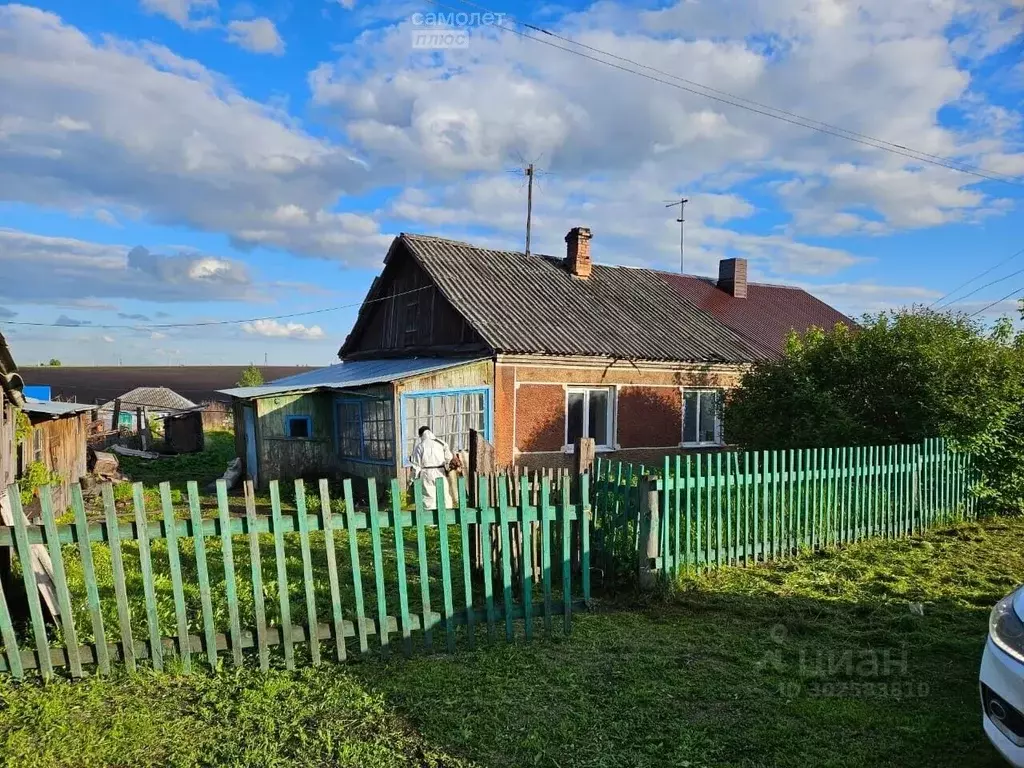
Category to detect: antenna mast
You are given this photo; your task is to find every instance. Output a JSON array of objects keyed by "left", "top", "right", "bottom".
[
  {"left": 525, "top": 163, "right": 534, "bottom": 256},
  {"left": 665, "top": 197, "right": 689, "bottom": 273}
]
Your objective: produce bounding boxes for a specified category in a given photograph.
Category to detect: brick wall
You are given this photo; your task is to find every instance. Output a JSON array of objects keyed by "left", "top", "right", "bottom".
[
  {"left": 617, "top": 386, "right": 681, "bottom": 448},
  {"left": 515, "top": 384, "right": 564, "bottom": 452}
]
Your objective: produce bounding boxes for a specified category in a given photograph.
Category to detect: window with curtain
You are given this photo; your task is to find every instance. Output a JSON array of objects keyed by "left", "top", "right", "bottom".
[
  {"left": 336, "top": 399, "right": 394, "bottom": 462},
  {"left": 682, "top": 389, "right": 722, "bottom": 446},
  {"left": 566, "top": 388, "right": 613, "bottom": 449},
  {"left": 403, "top": 389, "right": 488, "bottom": 461}
]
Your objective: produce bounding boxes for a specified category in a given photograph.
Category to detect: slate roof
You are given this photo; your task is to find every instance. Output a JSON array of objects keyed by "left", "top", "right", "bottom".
[
  {"left": 660, "top": 275, "right": 852, "bottom": 358},
  {"left": 22, "top": 399, "right": 96, "bottom": 419},
  {"left": 401, "top": 234, "right": 763, "bottom": 363},
  {"left": 101, "top": 386, "right": 197, "bottom": 412},
  {"left": 220, "top": 357, "right": 487, "bottom": 399}
]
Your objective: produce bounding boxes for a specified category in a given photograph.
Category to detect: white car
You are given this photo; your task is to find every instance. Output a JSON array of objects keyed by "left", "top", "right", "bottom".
[{"left": 982, "top": 588, "right": 1024, "bottom": 765}]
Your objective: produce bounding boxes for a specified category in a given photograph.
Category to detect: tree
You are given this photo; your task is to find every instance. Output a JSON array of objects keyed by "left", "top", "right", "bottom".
[
  {"left": 46, "top": 358, "right": 61, "bottom": 367},
  {"left": 237, "top": 364, "right": 264, "bottom": 387},
  {"left": 724, "top": 308, "right": 1024, "bottom": 512}
]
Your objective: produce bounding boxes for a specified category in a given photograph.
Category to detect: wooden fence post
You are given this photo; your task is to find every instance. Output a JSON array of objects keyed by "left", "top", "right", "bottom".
[
  {"left": 468, "top": 429, "right": 494, "bottom": 571},
  {"left": 638, "top": 475, "right": 660, "bottom": 588},
  {"left": 572, "top": 438, "right": 595, "bottom": 574}
]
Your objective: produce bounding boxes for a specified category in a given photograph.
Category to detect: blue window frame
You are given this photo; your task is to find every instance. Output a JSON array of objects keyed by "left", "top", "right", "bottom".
[
  {"left": 285, "top": 415, "right": 312, "bottom": 439},
  {"left": 335, "top": 398, "right": 394, "bottom": 464},
  {"left": 400, "top": 387, "right": 492, "bottom": 466}
]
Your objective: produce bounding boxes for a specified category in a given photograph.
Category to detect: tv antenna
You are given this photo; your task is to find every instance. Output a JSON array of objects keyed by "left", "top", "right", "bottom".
[{"left": 664, "top": 198, "right": 690, "bottom": 273}]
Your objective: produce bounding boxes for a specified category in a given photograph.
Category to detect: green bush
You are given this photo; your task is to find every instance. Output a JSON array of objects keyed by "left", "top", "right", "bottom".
[
  {"left": 19, "top": 460, "right": 63, "bottom": 508},
  {"left": 724, "top": 307, "right": 1024, "bottom": 512}
]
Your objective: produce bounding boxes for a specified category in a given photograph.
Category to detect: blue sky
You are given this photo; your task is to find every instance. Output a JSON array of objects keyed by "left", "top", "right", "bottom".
[{"left": 0, "top": 0, "right": 1022, "bottom": 365}]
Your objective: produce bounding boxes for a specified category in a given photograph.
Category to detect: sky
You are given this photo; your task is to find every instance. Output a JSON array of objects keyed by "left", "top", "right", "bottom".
[{"left": 0, "top": 0, "right": 1022, "bottom": 366}]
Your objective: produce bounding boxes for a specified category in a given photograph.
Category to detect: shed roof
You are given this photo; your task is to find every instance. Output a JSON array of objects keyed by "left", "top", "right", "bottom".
[
  {"left": 219, "top": 356, "right": 487, "bottom": 399},
  {"left": 22, "top": 398, "right": 96, "bottom": 419},
  {"left": 101, "top": 386, "right": 197, "bottom": 412},
  {"left": 399, "top": 234, "right": 762, "bottom": 363}
]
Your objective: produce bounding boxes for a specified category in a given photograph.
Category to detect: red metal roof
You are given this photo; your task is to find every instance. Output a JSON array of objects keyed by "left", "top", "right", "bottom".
[{"left": 658, "top": 275, "right": 853, "bottom": 359}]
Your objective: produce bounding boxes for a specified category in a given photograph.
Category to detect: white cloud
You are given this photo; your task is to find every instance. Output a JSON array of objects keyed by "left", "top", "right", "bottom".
[
  {"left": 242, "top": 319, "right": 326, "bottom": 340},
  {"left": 54, "top": 314, "right": 92, "bottom": 327},
  {"left": 0, "top": 228, "right": 258, "bottom": 304},
  {"left": 0, "top": 6, "right": 386, "bottom": 265},
  {"left": 102, "top": 335, "right": 115, "bottom": 343},
  {"left": 226, "top": 17, "right": 285, "bottom": 55},
  {"left": 139, "top": 0, "right": 218, "bottom": 29}
]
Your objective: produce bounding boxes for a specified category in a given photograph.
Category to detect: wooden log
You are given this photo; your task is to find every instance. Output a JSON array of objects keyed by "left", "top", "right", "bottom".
[
  {"left": 468, "top": 429, "right": 494, "bottom": 571},
  {"left": 638, "top": 475, "right": 660, "bottom": 589},
  {"left": 111, "top": 445, "right": 161, "bottom": 460}
]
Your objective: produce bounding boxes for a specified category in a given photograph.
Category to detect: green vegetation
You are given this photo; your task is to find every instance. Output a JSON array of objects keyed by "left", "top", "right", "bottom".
[
  {"left": 18, "top": 461, "right": 62, "bottom": 508},
  {"left": 725, "top": 307, "right": 1024, "bottom": 512},
  {"left": 116, "top": 430, "right": 237, "bottom": 490},
  {"left": 3, "top": 513, "right": 1020, "bottom": 767},
  {"left": 236, "top": 365, "right": 264, "bottom": 388}
]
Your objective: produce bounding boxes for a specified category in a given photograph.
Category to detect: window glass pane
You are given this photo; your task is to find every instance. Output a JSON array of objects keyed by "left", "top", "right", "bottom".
[
  {"left": 683, "top": 391, "right": 698, "bottom": 444},
  {"left": 588, "top": 390, "right": 609, "bottom": 445},
  {"left": 288, "top": 417, "right": 310, "bottom": 439},
  {"left": 567, "top": 392, "right": 584, "bottom": 446},
  {"left": 699, "top": 392, "right": 718, "bottom": 443},
  {"left": 339, "top": 403, "right": 361, "bottom": 457}
]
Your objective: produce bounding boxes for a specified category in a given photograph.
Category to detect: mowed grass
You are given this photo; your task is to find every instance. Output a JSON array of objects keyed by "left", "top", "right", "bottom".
[{"left": 3, "top": 515, "right": 1023, "bottom": 767}]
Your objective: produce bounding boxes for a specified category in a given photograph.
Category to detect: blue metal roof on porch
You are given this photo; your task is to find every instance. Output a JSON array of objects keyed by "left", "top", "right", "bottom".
[{"left": 218, "top": 357, "right": 488, "bottom": 399}]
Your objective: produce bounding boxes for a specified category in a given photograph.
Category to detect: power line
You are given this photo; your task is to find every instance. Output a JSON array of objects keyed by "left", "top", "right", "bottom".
[
  {"left": 968, "top": 287, "right": 1024, "bottom": 318},
  {"left": 929, "top": 246, "right": 1024, "bottom": 307},
  {"left": 939, "top": 264, "right": 1024, "bottom": 309},
  {"left": 426, "top": 0, "right": 1022, "bottom": 186},
  {"left": 0, "top": 285, "right": 432, "bottom": 330}
]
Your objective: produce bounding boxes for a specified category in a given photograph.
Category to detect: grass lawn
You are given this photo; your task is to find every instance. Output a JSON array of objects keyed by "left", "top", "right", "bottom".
[{"left": 2, "top": 515, "right": 1021, "bottom": 767}]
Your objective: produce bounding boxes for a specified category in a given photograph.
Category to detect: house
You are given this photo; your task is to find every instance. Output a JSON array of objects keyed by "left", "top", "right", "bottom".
[
  {"left": 0, "top": 332, "right": 94, "bottom": 513},
  {"left": 222, "top": 228, "right": 850, "bottom": 487},
  {"left": 100, "top": 386, "right": 197, "bottom": 430}
]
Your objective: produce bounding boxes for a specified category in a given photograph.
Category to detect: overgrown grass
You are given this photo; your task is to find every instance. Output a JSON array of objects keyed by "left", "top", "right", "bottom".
[{"left": 4, "top": 515, "right": 1022, "bottom": 766}]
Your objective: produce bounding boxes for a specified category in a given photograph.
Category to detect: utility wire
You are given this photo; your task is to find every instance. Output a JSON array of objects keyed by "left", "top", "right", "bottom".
[
  {"left": 968, "top": 286, "right": 1024, "bottom": 318},
  {"left": 0, "top": 285, "right": 432, "bottom": 330},
  {"left": 929, "top": 246, "right": 1024, "bottom": 308},
  {"left": 425, "top": 0, "right": 1022, "bottom": 185},
  {"left": 938, "top": 264, "right": 1024, "bottom": 309}
]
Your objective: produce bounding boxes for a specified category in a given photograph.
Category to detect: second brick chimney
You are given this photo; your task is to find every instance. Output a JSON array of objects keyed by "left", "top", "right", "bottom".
[
  {"left": 718, "top": 257, "right": 748, "bottom": 298},
  {"left": 565, "top": 226, "right": 593, "bottom": 279}
]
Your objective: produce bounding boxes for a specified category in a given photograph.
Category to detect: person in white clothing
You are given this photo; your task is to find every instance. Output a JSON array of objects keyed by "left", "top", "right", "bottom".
[{"left": 410, "top": 426, "right": 455, "bottom": 510}]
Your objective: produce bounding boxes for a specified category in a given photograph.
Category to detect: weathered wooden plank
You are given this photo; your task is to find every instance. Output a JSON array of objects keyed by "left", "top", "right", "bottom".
[
  {"left": 479, "top": 476, "right": 496, "bottom": 640},
  {"left": 367, "top": 479, "right": 389, "bottom": 658},
  {"left": 188, "top": 481, "right": 218, "bottom": 670},
  {"left": 295, "top": 480, "right": 321, "bottom": 665},
  {"left": 40, "top": 486, "right": 82, "bottom": 677},
  {"left": 497, "top": 481, "right": 515, "bottom": 642},
  {"left": 245, "top": 481, "right": 269, "bottom": 671},
  {"left": 160, "top": 483, "right": 190, "bottom": 671},
  {"left": 214, "top": 481, "right": 243, "bottom": 669},
  {"left": 0, "top": 563, "right": 22, "bottom": 678},
  {"left": 389, "top": 479, "right": 412, "bottom": 657},
  {"left": 561, "top": 481, "right": 572, "bottom": 634},
  {"left": 73, "top": 484, "right": 109, "bottom": 675},
  {"left": 518, "top": 476, "right": 533, "bottom": 641},
  {"left": 344, "top": 479, "right": 369, "bottom": 654},
  {"left": 269, "top": 481, "right": 295, "bottom": 669},
  {"left": 412, "top": 479, "right": 433, "bottom": 652},
  {"left": 456, "top": 477, "right": 475, "bottom": 650},
  {"left": 102, "top": 484, "right": 134, "bottom": 674}
]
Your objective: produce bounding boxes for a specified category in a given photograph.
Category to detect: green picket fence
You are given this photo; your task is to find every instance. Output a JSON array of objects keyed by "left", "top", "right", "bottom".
[
  {"left": 593, "top": 437, "right": 976, "bottom": 579},
  {"left": 0, "top": 473, "right": 591, "bottom": 679}
]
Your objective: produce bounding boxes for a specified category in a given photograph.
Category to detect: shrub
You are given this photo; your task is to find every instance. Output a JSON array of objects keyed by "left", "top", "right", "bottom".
[{"left": 724, "top": 308, "right": 1024, "bottom": 512}]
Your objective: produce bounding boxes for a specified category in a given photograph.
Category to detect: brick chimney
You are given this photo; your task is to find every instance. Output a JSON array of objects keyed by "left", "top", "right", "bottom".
[
  {"left": 565, "top": 226, "right": 593, "bottom": 279},
  {"left": 718, "top": 257, "right": 748, "bottom": 298}
]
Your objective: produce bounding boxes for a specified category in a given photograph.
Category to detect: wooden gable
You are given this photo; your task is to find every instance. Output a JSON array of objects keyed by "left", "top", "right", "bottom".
[{"left": 340, "top": 240, "right": 488, "bottom": 359}]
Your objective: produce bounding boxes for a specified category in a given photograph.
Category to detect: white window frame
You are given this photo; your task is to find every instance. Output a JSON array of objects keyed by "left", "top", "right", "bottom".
[
  {"left": 681, "top": 388, "right": 723, "bottom": 447},
  {"left": 564, "top": 387, "right": 616, "bottom": 452}
]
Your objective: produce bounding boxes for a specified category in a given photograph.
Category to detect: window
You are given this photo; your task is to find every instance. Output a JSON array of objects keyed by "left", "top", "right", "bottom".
[
  {"left": 403, "top": 388, "right": 489, "bottom": 461},
  {"left": 285, "top": 415, "right": 312, "bottom": 439},
  {"left": 566, "top": 388, "right": 614, "bottom": 450},
  {"left": 32, "top": 429, "right": 43, "bottom": 463},
  {"left": 682, "top": 389, "right": 722, "bottom": 446},
  {"left": 337, "top": 399, "right": 394, "bottom": 463}
]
